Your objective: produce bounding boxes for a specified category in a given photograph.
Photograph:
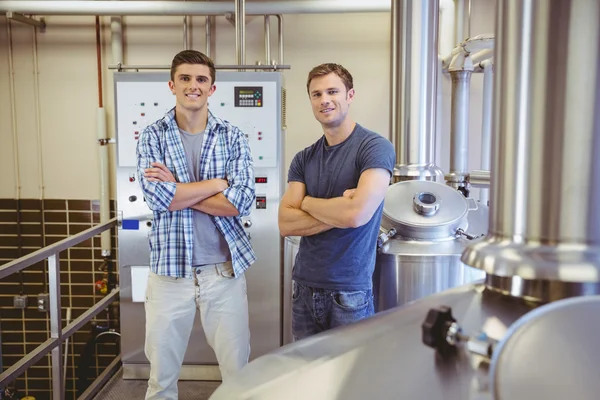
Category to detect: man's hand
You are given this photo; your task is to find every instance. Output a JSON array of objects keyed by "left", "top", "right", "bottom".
[{"left": 145, "top": 162, "right": 176, "bottom": 183}]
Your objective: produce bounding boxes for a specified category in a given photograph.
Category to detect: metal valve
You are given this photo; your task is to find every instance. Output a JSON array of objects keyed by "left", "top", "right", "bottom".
[{"left": 422, "top": 306, "right": 496, "bottom": 359}]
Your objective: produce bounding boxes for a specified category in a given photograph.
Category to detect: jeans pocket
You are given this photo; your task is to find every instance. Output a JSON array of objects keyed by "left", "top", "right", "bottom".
[
  {"left": 217, "top": 261, "right": 235, "bottom": 279},
  {"left": 332, "top": 290, "right": 370, "bottom": 310},
  {"left": 292, "top": 281, "right": 301, "bottom": 301}
]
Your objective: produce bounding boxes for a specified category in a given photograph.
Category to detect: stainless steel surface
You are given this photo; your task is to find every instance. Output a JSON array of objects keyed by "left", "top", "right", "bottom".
[
  {"left": 0, "top": 1, "right": 391, "bottom": 16},
  {"left": 94, "top": 367, "right": 219, "bottom": 400},
  {"left": 0, "top": 218, "right": 118, "bottom": 279},
  {"left": 374, "top": 239, "right": 485, "bottom": 311},
  {"left": 462, "top": 0, "right": 600, "bottom": 301},
  {"left": 392, "top": 0, "right": 444, "bottom": 182},
  {"left": 449, "top": 70, "right": 471, "bottom": 176},
  {"left": 381, "top": 181, "right": 469, "bottom": 240},
  {"left": 108, "top": 64, "right": 291, "bottom": 71},
  {"left": 114, "top": 71, "right": 286, "bottom": 379},
  {"left": 375, "top": 180, "right": 487, "bottom": 311},
  {"left": 205, "top": 16, "right": 212, "bottom": 58},
  {"left": 491, "top": 295, "right": 600, "bottom": 400},
  {"left": 282, "top": 236, "right": 299, "bottom": 345},
  {"left": 235, "top": 0, "right": 245, "bottom": 65},
  {"left": 209, "top": 284, "right": 535, "bottom": 400}
]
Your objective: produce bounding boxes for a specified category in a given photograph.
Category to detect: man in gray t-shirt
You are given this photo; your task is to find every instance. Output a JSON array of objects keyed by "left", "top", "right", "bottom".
[{"left": 278, "top": 63, "right": 395, "bottom": 341}]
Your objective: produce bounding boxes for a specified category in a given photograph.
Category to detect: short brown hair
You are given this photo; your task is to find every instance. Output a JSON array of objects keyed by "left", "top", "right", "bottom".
[
  {"left": 306, "top": 63, "right": 354, "bottom": 94},
  {"left": 170, "top": 50, "right": 216, "bottom": 84}
]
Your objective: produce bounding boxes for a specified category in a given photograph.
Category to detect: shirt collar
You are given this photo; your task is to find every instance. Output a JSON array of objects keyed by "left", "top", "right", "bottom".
[{"left": 165, "top": 107, "right": 225, "bottom": 133}]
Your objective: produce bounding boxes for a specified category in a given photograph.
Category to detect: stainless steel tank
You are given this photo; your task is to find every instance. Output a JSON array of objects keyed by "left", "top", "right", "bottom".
[{"left": 374, "top": 180, "right": 487, "bottom": 311}]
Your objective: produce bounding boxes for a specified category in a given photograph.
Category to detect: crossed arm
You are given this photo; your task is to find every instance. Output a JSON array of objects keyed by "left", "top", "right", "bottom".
[
  {"left": 278, "top": 168, "right": 391, "bottom": 237},
  {"left": 144, "top": 162, "right": 239, "bottom": 216}
]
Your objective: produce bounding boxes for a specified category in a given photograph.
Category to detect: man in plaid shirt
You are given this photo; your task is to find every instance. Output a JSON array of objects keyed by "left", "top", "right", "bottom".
[{"left": 136, "top": 50, "right": 256, "bottom": 400}]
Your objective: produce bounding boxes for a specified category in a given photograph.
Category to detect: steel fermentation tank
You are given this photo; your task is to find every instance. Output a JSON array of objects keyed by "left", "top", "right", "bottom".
[{"left": 374, "top": 180, "right": 487, "bottom": 311}]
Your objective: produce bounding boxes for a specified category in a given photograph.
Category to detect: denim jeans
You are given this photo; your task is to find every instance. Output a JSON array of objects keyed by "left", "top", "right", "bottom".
[{"left": 291, "top": 280, "right": 374, "bottom": 341}]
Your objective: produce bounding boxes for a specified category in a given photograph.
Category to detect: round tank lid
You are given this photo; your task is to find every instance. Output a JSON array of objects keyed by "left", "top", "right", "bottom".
[
  {"left": 491, "top": 295, "right": 600, "bottom": 399},
  {"left": 382, "top": 180, "right": 469, "bottom": 239}
]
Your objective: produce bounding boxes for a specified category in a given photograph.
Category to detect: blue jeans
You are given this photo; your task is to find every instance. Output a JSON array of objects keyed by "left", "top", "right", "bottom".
[{"left": 291, "top": 281, "right": 374, "bottom": 341}]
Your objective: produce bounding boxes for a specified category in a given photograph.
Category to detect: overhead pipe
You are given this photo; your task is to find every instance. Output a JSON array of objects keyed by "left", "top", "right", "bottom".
[
  {"left": 0, "top": 1, "right": 390, "bottom": 15},
  {"left": 462, "top": 0, "right": 600, "bottom": 302},
  {"left": 392, "top": 0, "right": 444, "bottom": 182}
]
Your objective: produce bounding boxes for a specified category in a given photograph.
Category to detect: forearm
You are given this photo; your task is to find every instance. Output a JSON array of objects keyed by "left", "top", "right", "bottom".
[
  {"left": 279, "top": 206, "right": 332, "bottom": 237},
  {"left": 191, "top": 193, "right": 239, "bottom": 217},
  {"left": 302, "top": 196, "right": 360, "bottom": 229},
  {"left": 169, "top": 181, "right": 224, "bottom": 211}
]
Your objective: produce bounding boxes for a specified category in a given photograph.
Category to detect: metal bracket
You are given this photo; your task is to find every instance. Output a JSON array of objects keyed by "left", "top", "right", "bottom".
[
  {"left": 225, "top": 12, "right": 253, "bottom": 27},
  {"left": 6, "top": 12, "right": 46, "bottom": 32}
]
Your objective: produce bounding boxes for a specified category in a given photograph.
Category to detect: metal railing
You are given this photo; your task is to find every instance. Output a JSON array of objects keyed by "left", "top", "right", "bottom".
[{"left": 0, "top": 217, "right": 120, "bottom": 400}]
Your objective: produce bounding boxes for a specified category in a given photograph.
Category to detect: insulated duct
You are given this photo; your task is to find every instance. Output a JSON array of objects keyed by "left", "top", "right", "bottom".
[
  {"left": 462, "top": 0, "right": 600, "bottom": 302},
  {"left": 391, "top": 0, "right": 444, "bottom": 182}
]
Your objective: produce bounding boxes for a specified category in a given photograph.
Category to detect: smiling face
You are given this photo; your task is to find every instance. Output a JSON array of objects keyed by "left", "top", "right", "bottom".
[
  {"left": 168, "top": 63, "right": 216, "bottom": 113},
  {"left": 308, "top": 72, "right": 355, "bottom": 129}
]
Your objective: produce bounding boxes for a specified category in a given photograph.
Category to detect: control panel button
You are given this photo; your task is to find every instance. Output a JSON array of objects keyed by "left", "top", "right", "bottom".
[{"left": 256, "top": 196, "right": 266, "bottom": 209}]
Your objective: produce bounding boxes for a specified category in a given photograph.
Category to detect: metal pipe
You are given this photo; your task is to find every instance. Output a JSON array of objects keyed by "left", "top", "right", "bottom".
[
  {"left": 275, "top": 14, "right": 284, "bottom": 65},
  {"left": 235, "top": 0, "right": 245, "bottom": 65},
  {"left": 110, "top": 17, "right": 123, "bottom": 64},
  {"left": 7, "top": 19, "right": 20, "bottom": 200},
  {"left": 48, "top": 253, "right": 64, "bottom": 400},
  {"left": 0, "top": 1, "right": 390, "bottom": 15},
  {"left": 479, "top": 60, "right": 493, "bottom": 204},
  {"left": 468, "top": 170, "right": 490, "bottom": 187},
  {"left": 108, "top": 63, "right": 291, "bottom": 70},
  {"left": 454, "top": 0, "right": 464, "bottom": 43},
  {"left": 449, "top": 70, "right": 471, "bottom": 175},
  {"left": 264, "top": 15, "right": 271, "bottom": 64},
  {"left": 389, "top": 0, "right": 399, "bottom": 154},
  {"left": 462, "top": 0, "right": 600, "bottom": 299},
  {"left": 33, "top": 24, "right": 44, "bottom": 199},
  {"left": 183, "top": 16, "right": 189, "bottom": 50},
  {"left": 205, "top": 16, "right": 211, "bottom": 58},
  {"left": 393, "top": 0, "right": 444, "bottom": 181}
]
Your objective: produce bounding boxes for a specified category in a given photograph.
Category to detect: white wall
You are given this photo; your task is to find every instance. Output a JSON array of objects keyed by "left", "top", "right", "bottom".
[{"left": 0, "top": 0, "right": 496, "bottom": 200}]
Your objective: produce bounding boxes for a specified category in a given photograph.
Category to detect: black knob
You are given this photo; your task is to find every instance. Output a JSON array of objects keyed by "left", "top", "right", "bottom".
[
  {"left": 129, "top": 195, "right": 137, "bottom": 202},
  {"left": 422, "top": 306, "right": 457, "bottom": 356}
]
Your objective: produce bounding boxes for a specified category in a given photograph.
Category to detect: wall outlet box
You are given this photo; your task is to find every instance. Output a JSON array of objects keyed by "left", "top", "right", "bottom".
[{"left": 13, "top": 295, "right": 28, "bottom": 309}]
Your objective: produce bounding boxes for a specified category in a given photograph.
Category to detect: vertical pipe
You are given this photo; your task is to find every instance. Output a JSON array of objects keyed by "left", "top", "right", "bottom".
[
  {"left": 235, "top": 0, "right": 245, "bottom": 65},
  {"left": 276, "top": 14, "right": 284, "bottom": 65},
  {"left": 110, "top": 17, "right": 123, "bottom": 65},
  {"left": 183, "top": 16, "right": 189, "bottom": 50},
  {"left": 449, "top": 70, "right": 471, "bottom": 176},
  {"left": 393, "top": 0, "right": 443, "bottom": 181},
  {"left": 48, "top": 253, "right": 64, "bottom": 400},
  {"left": 462, "top": 0, "right": 600, "bottom": 300},
  {"left": 479, "top": 60, "right": 493, "bottom": 205},
  {"left": 454, "top": 0, "right": 464, "bottom": 43},
  {"left": 264, "top": 15, "right": 271, "bottom": 64},
  {"left": 389, "top": 0, "right": 399, "bottom": 153},
  {"left": 205, "top": 16, "right": 211, "bottom": 58},
  {"left": 7, "top": 19, "right": 20, "bottom": 200}
]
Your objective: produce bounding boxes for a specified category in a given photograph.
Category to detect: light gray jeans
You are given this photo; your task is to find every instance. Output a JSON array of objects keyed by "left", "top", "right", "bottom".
[{"left": 144, "top": 262, "right": 250, "bottom": 400}]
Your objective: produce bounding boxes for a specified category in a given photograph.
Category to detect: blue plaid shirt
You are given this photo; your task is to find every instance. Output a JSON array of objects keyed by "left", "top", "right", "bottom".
[{"left": 136, "top": 107, "right": 256, "bottom": 279}]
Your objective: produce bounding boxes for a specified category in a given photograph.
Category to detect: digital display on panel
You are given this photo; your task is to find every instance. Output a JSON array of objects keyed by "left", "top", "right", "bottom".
[{"left": 235, "top": 86, "right": 263, "bottom": 107}]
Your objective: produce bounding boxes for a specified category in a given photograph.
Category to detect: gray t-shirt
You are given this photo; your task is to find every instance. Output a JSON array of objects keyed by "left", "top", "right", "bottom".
[
  {"left": 179, "top": 128, "right": 231, "bottom": 266},
  {"left": 287, "top": 123, "right": 395, "bottom": 291}
]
